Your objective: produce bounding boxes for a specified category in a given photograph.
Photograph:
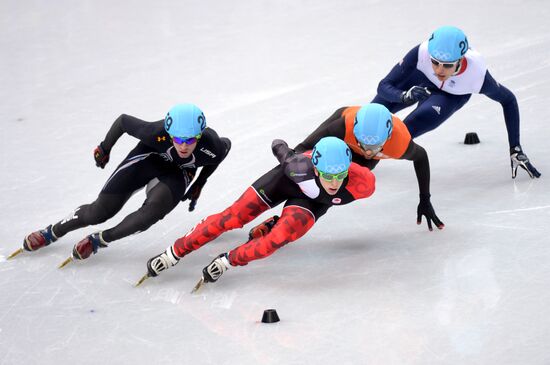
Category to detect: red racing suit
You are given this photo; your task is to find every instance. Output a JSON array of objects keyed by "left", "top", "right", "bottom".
[{"left": 172, "top": 139, "right": 375, "bottom": 266}]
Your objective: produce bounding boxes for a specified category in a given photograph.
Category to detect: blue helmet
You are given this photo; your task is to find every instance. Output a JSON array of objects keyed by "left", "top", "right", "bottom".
[
  {"left": 428, "top": 26, "right": 469, "bottom": 62},
  {"left": 311, "top": 137, "right": 352, "bottom": 174},
  {"left": 164, "top": 103, "right": 206, "bottom": 138},
  {"left": 354, "top": 103, "right": 393, "bottom": 147}
]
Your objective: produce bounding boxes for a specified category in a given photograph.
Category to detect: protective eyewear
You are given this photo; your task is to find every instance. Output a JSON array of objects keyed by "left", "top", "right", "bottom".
[
  {"left": 359, "top": 142, "right": 383, "bottom": 156},
  {"left": 318, "top": 170, "right": 348, "bottom": 182},
  {"left": 171, "top": 134, "right": 201, "bottom": 145},
  {"left": 430, "top": 57, "right": 459, "bottom": 69}
]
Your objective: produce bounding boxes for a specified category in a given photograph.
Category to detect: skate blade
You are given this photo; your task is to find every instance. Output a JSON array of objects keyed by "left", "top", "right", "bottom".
[
  {"left": 7, "top": 248, "right": 24, "bottom": 259},
  {"left": 58, "top": 256, "right": 74, "bottom": 269},
  {"left": 134, "top": 274, "right": 150, "bottom": 287},
  {"left": 190, "top": 276, "right": 205, "bottom": 294}
]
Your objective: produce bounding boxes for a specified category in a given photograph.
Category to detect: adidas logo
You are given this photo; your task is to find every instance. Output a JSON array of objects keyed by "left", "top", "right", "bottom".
[{"left": 432, "top": 105, "right": 441, "bottom": 115}]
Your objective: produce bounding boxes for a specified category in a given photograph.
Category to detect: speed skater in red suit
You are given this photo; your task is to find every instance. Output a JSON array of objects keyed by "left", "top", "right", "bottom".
[{"left": 143, "top": 136, "right": 375, "bottom": 286}]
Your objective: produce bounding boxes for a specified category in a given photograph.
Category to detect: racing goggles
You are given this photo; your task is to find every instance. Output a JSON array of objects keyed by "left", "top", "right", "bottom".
[
  {"left": 359, "top": 142, "right": 383, "bottom": 156},
  {"left": 430, "top": 57, "right": 459, "bottom": 69},
  {"left": 171, "top": 134, "right": 201, "bottom": 145},
  {"left": 318, "top": 170, "right": 348, "bottom": 182}
]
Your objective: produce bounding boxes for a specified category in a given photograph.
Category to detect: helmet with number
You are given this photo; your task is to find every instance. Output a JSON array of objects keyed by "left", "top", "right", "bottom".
[
  {"left": 164, "top": 103, "right": 206, "bottom": 138},
  {"left": 428, "top": 26, "right": 469, "bottom": 62},
  {"left": 312, "top": 137, "right": 352, "bottom": 174},
  {"left": 353, "top": 103, "right": 393, "bottom": 148}
]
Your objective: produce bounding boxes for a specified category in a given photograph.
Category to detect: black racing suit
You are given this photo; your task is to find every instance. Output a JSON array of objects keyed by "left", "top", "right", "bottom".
[{"left": 52, "top": 114, "right": 231, "bottom": 243}]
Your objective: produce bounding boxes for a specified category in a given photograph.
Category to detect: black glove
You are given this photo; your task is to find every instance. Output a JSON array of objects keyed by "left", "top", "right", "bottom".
[
  {"left": 510, "top": 146, "right": 541, "bottom": 179},
  {"left": 182, "top": 184, "right": 203, "bottom": 211},
  {"left": 93, "top": 143, "right": 110, "bottom": 169},
  {"left": 417, "top": 194, "right": 444, "bottom": 231},
  {"left": 202, "top": 253, "right": 231, "bottom": 283},
  {"left": 248, "top": 215, "right": 279, "bottom": 240},
  {"left": 401, "top": 86, "right": 431, "bottom": 105}
]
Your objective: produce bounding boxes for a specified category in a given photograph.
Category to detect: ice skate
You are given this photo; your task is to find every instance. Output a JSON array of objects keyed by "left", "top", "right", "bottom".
[
  {"left": 191, "top": 253, "right": 230, "bottom": 293},
  {"left": 8, "top": 225, "right": 58, "bottom": 259},
  {"left": 58, "top": 232, "right": 107, "bottom": 268},
  {"left": 135, "top": 246, "right": 180, "bottom": 287}
]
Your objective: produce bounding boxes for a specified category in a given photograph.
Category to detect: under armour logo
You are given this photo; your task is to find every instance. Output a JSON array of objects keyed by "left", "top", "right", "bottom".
[
  {"left": 432, "top": 105, "right": 441, "bottom": 115},
  {"left": 157, "top": 136, "right": 166, "bottom": 142}
]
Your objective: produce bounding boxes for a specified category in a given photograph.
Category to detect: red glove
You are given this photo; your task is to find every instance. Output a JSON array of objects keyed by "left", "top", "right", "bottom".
[{"left": 94, "top": 144, "right": 110, "bottom": 169}]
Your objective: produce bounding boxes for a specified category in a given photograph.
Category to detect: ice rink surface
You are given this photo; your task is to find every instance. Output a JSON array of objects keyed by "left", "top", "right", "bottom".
[{"left": 1, "top": 1, "right": 550, "bottom": 364}]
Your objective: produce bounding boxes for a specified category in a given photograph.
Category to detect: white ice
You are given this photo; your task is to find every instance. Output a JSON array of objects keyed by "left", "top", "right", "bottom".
[{"left": 1, "top": 1, "right": 550, "bottom": 364}]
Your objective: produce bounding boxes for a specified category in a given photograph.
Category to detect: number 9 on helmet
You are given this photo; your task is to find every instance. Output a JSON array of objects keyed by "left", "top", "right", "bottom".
[{"left": 164, "top": 103, "right": 206, "bottom": 138}]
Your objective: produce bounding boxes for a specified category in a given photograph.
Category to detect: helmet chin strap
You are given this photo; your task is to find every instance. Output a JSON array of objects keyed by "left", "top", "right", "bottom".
[{"left": 452, "top": 58, "right": 463, "bottom": 75}]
